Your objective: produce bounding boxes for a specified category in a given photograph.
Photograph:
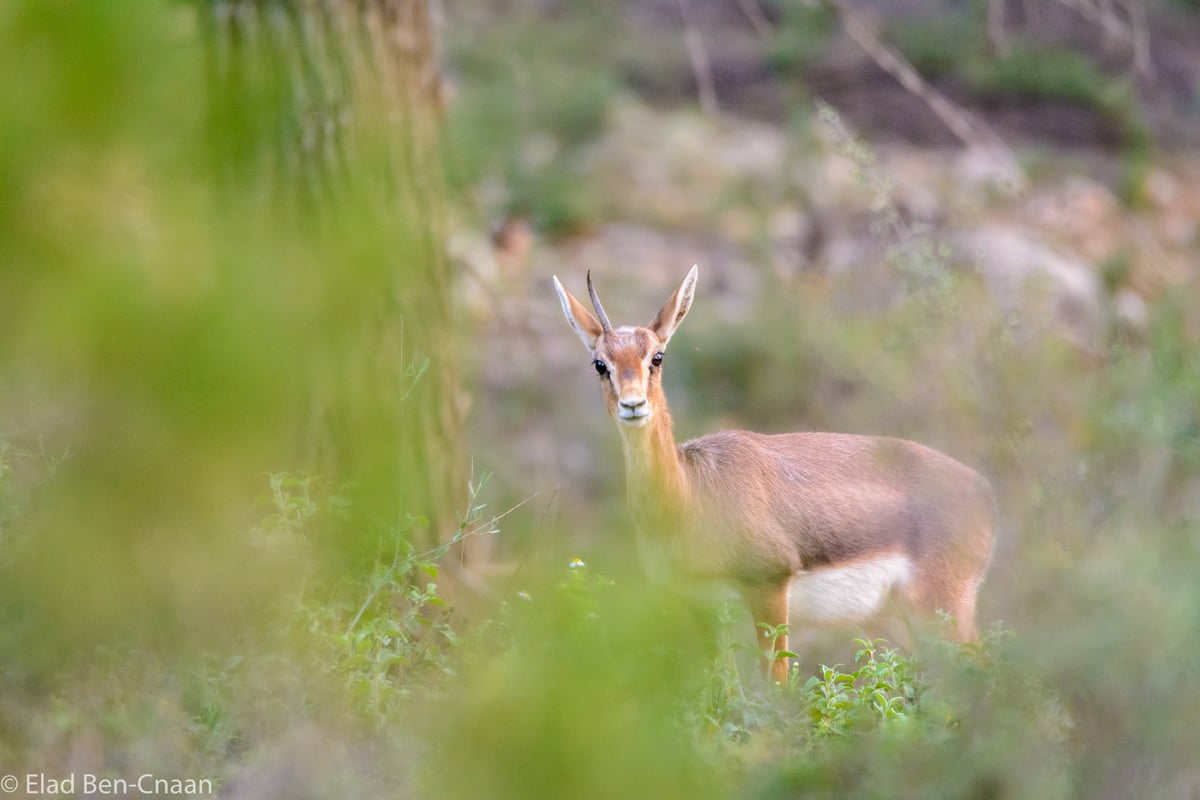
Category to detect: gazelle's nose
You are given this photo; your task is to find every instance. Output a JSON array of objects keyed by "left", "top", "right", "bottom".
[{"left": 620, "top": 397, "right": 646, "bottom": 410}]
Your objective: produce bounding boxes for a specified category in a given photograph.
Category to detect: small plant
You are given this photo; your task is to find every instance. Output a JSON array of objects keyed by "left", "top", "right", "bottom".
[
  {"left": 324, "top": 514, "right": 459, "bottom": 717},
  {"left": 316, "top": 467, "right": 504, "bottom": 721},
  {"left": 184, "top": 654, "right": 245, "bottom": 756},
  {"left": 693, "top": 615, "right": 920, "bottom": 748},
  {"left": 695, "top": 603, "right": 765, "bottom": 744},
  {"left": 755, "top": 620, "right": 799, "bottom": 680},
  {"left": 802, "top": 638, "right": 920, "bottom": 740},
  {"left": 189, "top": 467, "right": 507, "bottom": 733},
  {"left": 250, "top": 472, "right": 322, "bottom": 549}
]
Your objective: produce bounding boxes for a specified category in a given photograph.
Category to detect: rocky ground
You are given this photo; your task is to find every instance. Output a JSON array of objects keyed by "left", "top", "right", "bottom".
[{"left": 457, "top": 93, "right": 1197, "bottom": 347}]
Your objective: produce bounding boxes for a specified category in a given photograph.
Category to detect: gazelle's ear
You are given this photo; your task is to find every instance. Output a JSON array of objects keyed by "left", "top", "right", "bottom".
[
  {"left": 648, "top": 265, "right": 698, "bottom": 345},
  {"left": 553, "top": 276, "right": 604, "bottom": 351}
]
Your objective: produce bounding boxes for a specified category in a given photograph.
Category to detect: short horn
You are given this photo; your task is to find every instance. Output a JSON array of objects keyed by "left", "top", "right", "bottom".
[{"left": 587, "top": 270, "right": 613, "bottom": 333}]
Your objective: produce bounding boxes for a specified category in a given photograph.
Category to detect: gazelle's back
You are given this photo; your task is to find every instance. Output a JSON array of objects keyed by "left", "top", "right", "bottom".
[{"left": 679, "top": 430, "right": 995, "bottom": 625}]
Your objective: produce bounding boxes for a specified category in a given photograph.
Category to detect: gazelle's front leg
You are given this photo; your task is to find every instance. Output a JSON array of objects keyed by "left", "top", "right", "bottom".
[{"left": 744, "top": 582, "right": 791, "bottom": 683}]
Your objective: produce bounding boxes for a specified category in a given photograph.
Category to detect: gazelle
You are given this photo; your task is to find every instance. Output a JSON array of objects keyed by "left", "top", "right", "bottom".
[{"left": 552, "top": 266, "right": 995, "bottom": 682}]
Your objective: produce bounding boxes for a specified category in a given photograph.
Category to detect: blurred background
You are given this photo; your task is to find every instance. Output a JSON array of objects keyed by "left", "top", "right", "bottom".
[{"left": 0, "top": 1, "right": 1197, "bottom": 798}]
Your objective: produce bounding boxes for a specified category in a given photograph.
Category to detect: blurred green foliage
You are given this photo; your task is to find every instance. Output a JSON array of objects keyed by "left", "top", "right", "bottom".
[{"left": 0, "top": 0, "right": 461, "bottom": 659}]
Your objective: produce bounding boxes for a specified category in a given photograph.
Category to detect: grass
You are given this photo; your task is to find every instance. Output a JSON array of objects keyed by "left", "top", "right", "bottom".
[
  {"left": 0, "top": 438, "right": 1098, "bottom": 799},
  {"left": 0, "top": 439, "right": 1079, "bottom": 799}
]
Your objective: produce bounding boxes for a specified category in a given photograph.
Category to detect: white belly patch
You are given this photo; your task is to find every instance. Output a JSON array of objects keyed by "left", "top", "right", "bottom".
[{"left": 789, "top": 554, "right": 913, "bottom": 624}]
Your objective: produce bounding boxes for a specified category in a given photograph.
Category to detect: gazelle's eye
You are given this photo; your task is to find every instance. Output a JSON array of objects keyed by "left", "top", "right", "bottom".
[
  {"left": 651, "top": 352, "right": 664, "bottom": 367},
  {"left": 593, "top": 359, "right": 608, "bottom": 376}
]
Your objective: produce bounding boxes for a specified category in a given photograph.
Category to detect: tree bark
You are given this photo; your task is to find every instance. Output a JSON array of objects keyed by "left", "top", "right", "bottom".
[{"left": 203, "top": 0, "right": 464, "bottom": 554}]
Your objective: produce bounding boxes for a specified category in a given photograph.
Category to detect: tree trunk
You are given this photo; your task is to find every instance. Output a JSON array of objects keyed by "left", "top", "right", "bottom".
[{"left": 203, "top": 0, "right": 464, "bottom": 555}]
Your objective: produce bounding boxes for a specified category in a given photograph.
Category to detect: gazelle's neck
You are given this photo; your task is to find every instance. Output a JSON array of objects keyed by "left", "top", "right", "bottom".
[{"left": 617, "top": 405, "right": 689, "bottom": 532}]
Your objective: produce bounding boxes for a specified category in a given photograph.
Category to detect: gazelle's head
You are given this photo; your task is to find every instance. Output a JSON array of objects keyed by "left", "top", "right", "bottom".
[{"left": 553, "top": 266, "right": 697, "bottom": 429}]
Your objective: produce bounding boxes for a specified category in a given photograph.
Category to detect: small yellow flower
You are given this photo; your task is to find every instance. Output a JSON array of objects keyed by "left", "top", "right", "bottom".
[{"left": 568, "top": 557, "right": 586, "bottom": 570}]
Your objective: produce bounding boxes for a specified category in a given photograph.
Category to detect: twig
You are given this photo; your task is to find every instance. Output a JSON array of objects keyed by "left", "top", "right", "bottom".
[
  {"left": 736, "top": 0, "right": 774, "bottom": 41},
  {"left": 345, "top": 490, "right": 539, "bottom": 636},
  {"left": 345, "top": 529, "right": 403, "bottom": 637},
  {"left": 502, "top": 484, "right": 559, "bottom": 602},
  {"left": 987, "top": 0, "right": 1010, "bottom": 57},
  {"left": 1122, "top": 0, "right": 1154, "bottom": 81},
  {"left": 1054, "top": 0, "right": 1130, "bottom": 46},
  {"left": 820, "top": 0, "right": 1008, "bottom": 154},
  {"left": 1048, "top": 0, "right": 1153, "bottom": 81},
  {"left": 675, "top": 0, "right": 719, "bottom": 117}
]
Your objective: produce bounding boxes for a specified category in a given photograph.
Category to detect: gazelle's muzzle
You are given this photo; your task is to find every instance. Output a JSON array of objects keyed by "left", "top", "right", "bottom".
[{"left": 617, "top": 395, "right": 651, "bottom": 425}]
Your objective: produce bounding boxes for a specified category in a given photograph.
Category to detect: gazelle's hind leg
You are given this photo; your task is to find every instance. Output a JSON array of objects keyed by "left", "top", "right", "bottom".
[
  {"left": 951, "top": 580, "right": 980, "bottom": 642},
  {"left": 904, "top": 570, "right": 982, "bottom": 642}
]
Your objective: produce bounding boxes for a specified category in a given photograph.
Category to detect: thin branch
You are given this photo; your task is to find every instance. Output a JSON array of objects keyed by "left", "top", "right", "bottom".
[
  {"left": 502, "top": 484, "right": 559, "bottom": 603},
  {"left": 820, "top": 0, "right": 1009, "bottom": 154},
  {"left": 345, "top": 529, "right": 403, "bottom": 637},
  {"left": 987, "top": 0, "right": 1010, "bottom": 57},
  {"left": 1122, "top": 0, "right": 1154, "bottom": 81},
  {"left": 736, "top": 0, "right": 775, "bottom": 41},
  {"left": 421, "top": 489, "right": 539, "bottom": 563},
  {"left": 345, "top": 490, "right": 539, "bottom": 637},
  {"left": 1054, "top": 0, "right": 1128, "bottom": 42},
  {"left": 1049, "top": 0, "right": 1153, "bottom": 80},
  {"left": 675, "top": 0, "right": 719, "bottom": 117}
]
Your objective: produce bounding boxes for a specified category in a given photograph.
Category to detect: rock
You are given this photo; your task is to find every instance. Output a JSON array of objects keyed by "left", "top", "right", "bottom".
[
  {"left": 954, "top": 144, "right": 1027, "bottom": 198},
  {"left": 1114, "top": 287, "right": 1149, "bottom": 332},
  {"left": 1024, "top": 176, "right": 1124, "bottom": 263},
  {"left": 955, "top": 224, "right": 1105, "bottom": 346},
  {"left": 581, "top": 97, "right": 790, "bottom": 228},
  {"left": 1145, "top": 166, "right": 1200, "bottom": 247},
  {"left": 537, "top": 222, "right": 759, "bottom": 322}
]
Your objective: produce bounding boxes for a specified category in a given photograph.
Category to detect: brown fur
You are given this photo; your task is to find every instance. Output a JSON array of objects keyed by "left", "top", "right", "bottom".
[{"left": 553, "top": 268, "right": 995, "bottom": 682}]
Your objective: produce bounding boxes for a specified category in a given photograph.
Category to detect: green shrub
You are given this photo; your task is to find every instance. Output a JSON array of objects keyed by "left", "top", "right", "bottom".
[{"left": 802, "top": 638, "right": 920, "bottom": 739}]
